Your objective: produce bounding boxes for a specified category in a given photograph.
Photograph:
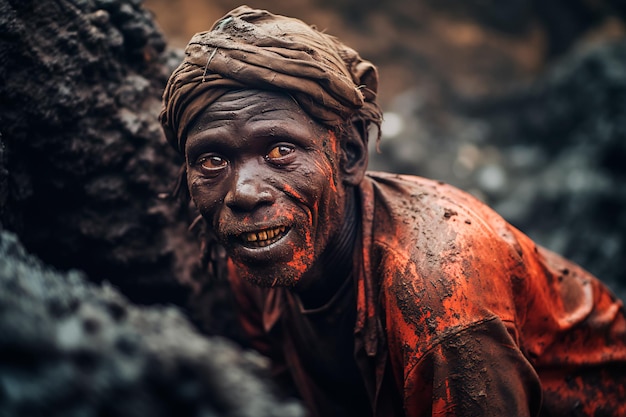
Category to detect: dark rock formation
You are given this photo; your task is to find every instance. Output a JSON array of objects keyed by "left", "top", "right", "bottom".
[
  {"left": 373, "top": 39, "right": 626, "bottom": 300},
  {"left": 0, "top": 0, "right": 199, "bottom": 305},
  {"left": 469, "top": 40, "right": 626, "bottom": 299},
  {"left": 0, "top": 230, "right": 304, "bottom": 417}
]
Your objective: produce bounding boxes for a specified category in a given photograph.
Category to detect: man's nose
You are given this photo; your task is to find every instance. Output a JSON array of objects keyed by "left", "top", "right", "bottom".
[{"left": 224, "top": 160, "right": 275, "bottom": 212}]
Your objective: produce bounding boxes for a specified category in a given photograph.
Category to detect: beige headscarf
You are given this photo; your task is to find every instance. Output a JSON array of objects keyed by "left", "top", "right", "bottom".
[{"left": 160, "top": 6, "right": 383, "bottom": 153}]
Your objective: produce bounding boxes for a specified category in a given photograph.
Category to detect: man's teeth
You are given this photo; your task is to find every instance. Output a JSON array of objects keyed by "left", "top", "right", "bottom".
[{"left": 243, "top": 226, "right": 287, "bottom": 243}]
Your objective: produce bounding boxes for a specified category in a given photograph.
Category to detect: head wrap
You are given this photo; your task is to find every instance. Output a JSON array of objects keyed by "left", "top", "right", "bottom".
[{"left": 160, "top": 6, "right": 383, "bottom": 154}]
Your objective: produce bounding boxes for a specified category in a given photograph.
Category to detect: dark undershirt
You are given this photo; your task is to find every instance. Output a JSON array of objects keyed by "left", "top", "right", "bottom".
[{"left": 283, "top": 275, "right": 372, "bottom": 417}]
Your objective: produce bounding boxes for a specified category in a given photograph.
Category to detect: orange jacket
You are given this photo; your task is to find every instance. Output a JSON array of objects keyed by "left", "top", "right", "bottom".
[{"left": 229, "top": 172, "right": 626, "bottom": 416}]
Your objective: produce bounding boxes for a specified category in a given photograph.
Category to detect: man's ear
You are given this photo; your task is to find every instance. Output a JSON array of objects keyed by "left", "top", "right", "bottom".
[{"left": 340, "top": 121, "right": 369, "bottom": 186}]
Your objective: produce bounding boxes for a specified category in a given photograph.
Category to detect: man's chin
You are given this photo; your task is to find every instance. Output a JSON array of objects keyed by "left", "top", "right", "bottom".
[{"left": 233, "top": 261, "right": 305, "bottom": 288}]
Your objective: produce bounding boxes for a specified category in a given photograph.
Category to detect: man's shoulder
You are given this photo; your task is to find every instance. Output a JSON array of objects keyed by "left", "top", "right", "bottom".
[
  {"left": 361, "top": 172, "right": 523, "bottom": 340},
  {"left": 363, "top": 171, "right": 498, "bottom": 221},
  {"left": 362, "top": 170, "right": 527, "bottom": 283},
  {"left": 362, "top": 171, "right": 519, "bottom": 255}
]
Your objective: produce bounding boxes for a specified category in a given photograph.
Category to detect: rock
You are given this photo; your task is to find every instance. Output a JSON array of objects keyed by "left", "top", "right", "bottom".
[
  {"left": 0, "top": 230, "right": 304, "bottom": 417},
  {"left": 0, "top": 0, "right": 199, "bottom": 305}
]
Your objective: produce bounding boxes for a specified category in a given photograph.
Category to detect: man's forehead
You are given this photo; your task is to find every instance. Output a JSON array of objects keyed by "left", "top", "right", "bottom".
[
  {"left": 185, "top": 89, "right": 332, "bottom": 150},
  {"left": 197, "top": 89, "right": 305, "bottom": 122}
]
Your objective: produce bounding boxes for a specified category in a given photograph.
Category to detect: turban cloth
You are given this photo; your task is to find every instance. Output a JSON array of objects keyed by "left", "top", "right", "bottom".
[{"left": 159, "top": 6, "right": 383, "bottom": 154}]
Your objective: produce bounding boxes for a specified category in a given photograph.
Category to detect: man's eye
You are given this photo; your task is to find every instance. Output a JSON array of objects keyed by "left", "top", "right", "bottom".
[
  {"left": 266, "top": 144, "right": 295, "bottom": 162},
  {"left": 197, "top": 154, "right": 228, "bottom": 174}
]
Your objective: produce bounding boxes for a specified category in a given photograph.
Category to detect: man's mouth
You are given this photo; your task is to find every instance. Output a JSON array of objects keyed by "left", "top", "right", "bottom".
[{"left": 240, "top": 226, "right": 289, "bottom": 248}]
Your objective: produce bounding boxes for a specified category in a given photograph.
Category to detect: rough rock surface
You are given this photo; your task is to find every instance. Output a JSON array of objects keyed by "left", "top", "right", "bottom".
[
  {"left": 0, "top": 0, "right": 199, "bottom": 305},
  {"left": 0, "top": 230, "right": 304, "bottom": 417}
]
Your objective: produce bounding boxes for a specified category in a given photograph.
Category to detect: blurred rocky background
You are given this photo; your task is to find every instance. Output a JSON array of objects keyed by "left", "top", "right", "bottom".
[
  {"left": 0, "top": 0, "right": 625, "bottom": 414},
  {"left": 0, "top": 230, "right": 303, "bottom": 417}
]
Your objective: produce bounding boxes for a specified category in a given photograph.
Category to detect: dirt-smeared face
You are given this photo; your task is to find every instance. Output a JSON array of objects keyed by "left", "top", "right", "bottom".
[{"left": 185, "top": 90, "right": 348, "bottom": 289}]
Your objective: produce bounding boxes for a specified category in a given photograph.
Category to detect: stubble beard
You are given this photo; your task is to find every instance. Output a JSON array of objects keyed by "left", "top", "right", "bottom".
[{"left": 232, "top": 258, "right": 310, "bottom": 288}]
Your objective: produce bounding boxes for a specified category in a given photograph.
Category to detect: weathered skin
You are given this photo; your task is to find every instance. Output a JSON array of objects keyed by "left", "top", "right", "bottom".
[{"left": 185, "top": 89, "right": 365, "bottom": 305}]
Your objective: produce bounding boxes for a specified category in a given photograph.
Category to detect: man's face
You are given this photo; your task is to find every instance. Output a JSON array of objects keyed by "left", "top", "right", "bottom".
[{"left": 185, "top": 90, "right": 348, "bottom": 288}]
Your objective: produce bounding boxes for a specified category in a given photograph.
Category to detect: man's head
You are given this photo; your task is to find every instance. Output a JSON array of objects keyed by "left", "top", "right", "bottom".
[
  {"left": 160, "top": 6, "right": 382, "bottom": 288},
  {"left": 184, "top": 88, "right": 367, "bottom": 288},
  {"left": 160, "top": 6, "right": 382, "bottom": 154}
]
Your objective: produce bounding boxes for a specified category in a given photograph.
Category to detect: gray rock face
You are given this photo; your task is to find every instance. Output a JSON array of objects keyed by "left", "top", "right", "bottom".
[
  {"left": 372, "top": 39, "right": 626, "bottom": 300},
  {"left": 0, "top": 230, "right": 304, "bottom": 417},
  {"left": 466, "top": 41, "right": 626, "bottom": 299}
]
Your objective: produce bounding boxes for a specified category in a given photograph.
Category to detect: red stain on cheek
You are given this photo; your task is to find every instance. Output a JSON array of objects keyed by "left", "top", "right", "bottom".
[
  {"left": 286, "top": 241, "right": 313, "bottom": 277},
  {"left": 282, "top": 184, "right": 306, "bottom": 205},
  {"left": 275, "top": 209, "right": 314, "bottom": 278},
  {"left": 311, "top": 158, "right": 337, "bottom": 195},
  {"left": 326, "top": 130, "right": 339, "bottom": 155},
  {"left": 317, "top": 134, "right": 340, "bottom": 194},
  {"left": 278, "top": 181, "right": 315, "bottom": 234},
  {"left": 257, "top": 200, "right": 314, "bottom": 281}
]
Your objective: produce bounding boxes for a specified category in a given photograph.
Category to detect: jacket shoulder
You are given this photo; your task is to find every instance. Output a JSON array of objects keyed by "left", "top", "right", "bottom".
[{"left": 363, "top": 173, "right": 529, "bottom": 351}]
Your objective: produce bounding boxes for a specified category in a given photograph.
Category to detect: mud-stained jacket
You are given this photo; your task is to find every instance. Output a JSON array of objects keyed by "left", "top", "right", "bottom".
[{"left": 228, "top": 172, "right": 626, "bottom": 417}]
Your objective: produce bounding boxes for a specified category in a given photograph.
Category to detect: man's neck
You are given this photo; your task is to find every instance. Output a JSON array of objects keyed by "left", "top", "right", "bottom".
[{"left": 296, "top": 187, "right": 359, "bottom": 309}]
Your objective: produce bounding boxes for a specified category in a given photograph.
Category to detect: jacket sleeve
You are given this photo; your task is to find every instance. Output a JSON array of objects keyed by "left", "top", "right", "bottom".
[{"left": 402, "top": 317, "right": 542, "bottom": 417}]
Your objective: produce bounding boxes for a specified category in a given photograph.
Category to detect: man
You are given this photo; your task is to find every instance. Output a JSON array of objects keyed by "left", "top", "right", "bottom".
[{"left": 160, "top": 6, "right": 626, "bottom": 417}]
